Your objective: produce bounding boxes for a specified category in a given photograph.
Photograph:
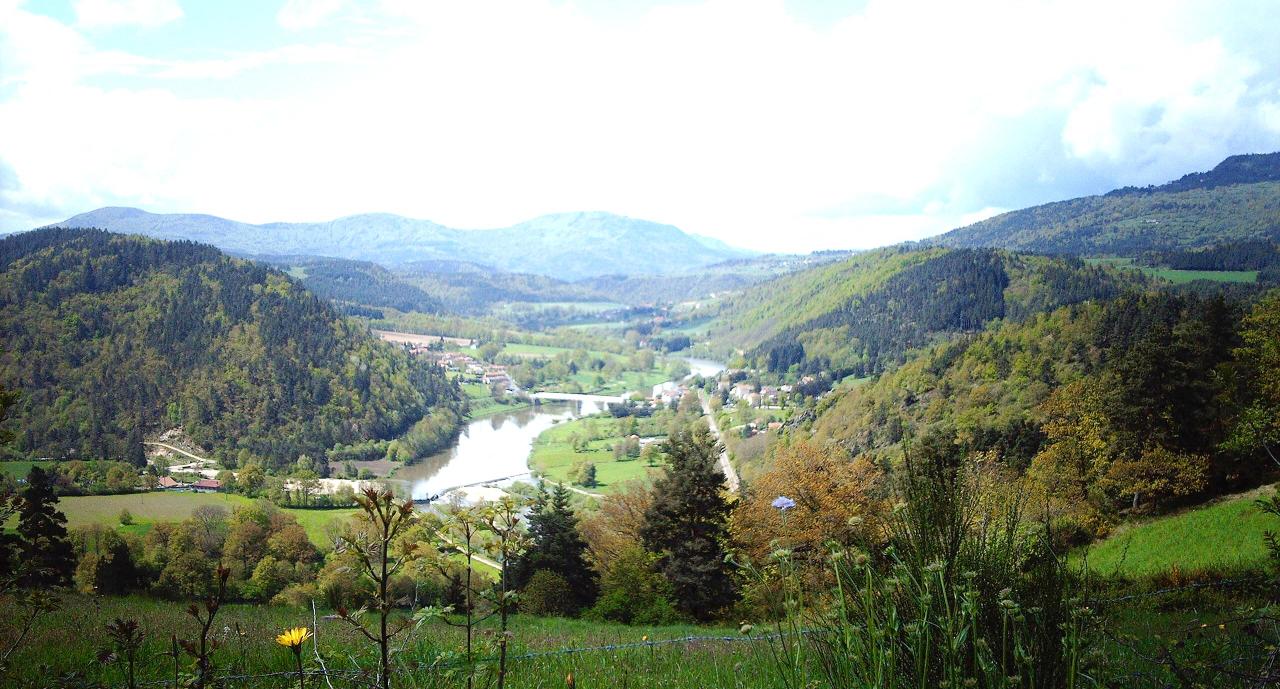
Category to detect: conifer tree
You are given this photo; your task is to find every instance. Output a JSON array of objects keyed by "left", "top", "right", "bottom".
[
  {"left": 641, "top": 423, "right": 736, "bottom": 620},
  {"left": 512, "top": 483, "right": 598, "bottom": 613},
  {"left": 17, "top": 467, "right": 76, "bottom": 587}
]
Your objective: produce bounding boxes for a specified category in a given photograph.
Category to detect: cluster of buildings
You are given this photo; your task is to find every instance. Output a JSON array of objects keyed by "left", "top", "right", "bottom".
[
  {"left": 156, "top": 476, "right": 222, "bottom": 492},
  {"left": 722, "top": 379, "right": 790, "bottom": 407},
  {"left": 650, "top": 381, "right": 690, "bottom": 406}
]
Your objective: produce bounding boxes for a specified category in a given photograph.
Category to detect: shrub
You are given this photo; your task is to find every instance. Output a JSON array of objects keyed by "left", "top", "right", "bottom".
[
  {"left": 520, "top": 570, "right": 574, "bottom": 616},
  {"left": 118, "top": 508, "right": 134, "bottom": 526},
  {"left": 588, "top": 545, "right": 681, "bottom": 625}
]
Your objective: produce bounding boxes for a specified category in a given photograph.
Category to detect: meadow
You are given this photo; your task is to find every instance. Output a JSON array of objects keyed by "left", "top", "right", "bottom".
[
  {"left": 0, "top": 593, "right": 759, "bottom": 688},
  {"left": 52, "top": 492, "right": 358, "bottom": 547},
  {"left": 0, "top": 460, "right": 53, "bottom": 479},
  {"left": 1086, "top": 257, "right": 1258, "bottom": 284},
  {"left": 529, "top": 415, "right": 667, "bottom": 493},
  {"left": 1079, "top": 486, "right": 1275, "bottom": 577},
  {"left": 460, "top": 381, "right": 531, "bottom": 419}
]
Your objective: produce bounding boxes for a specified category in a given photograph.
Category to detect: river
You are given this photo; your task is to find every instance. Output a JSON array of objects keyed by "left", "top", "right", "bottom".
[
  {"left": 393, "top": 400, "right": 605, "bottom": 500},
  {"left": 392, "top": 356, "right": 724, "bottom": 503}
]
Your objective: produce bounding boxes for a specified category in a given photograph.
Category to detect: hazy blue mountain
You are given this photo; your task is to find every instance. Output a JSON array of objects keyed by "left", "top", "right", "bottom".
[
  {"left": 48, "top": 207, "right": 754, "bottom": 279},
  {"left": 934, "top": 152, "right": 1280, "bottom": 255}
]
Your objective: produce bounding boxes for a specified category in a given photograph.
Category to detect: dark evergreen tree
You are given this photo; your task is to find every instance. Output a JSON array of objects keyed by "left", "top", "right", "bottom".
[
  {"left": 511, "top": 483, "right": 597, "bottom": 613},
  {"left": 640, "top": 423, "right": 736, "bottom": 620},
  {"left": 16, "top": 467, "right": 75, "bottom": 587}
]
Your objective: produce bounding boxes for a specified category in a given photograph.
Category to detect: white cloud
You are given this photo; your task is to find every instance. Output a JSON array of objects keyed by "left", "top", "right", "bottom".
[
  {"left": 1, "top": 0, "right": 1279, "bottom": 252},
  {"left": 73, "top": 0, "right": 182, "bottom": 29},
  {"left": 277, "top": 0, "right": 347, "bottom": 31}
]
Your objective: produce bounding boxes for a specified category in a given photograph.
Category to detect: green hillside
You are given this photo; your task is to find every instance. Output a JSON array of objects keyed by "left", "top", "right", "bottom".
[
  {"left": 707, "top": 247, "right": 1140, "bottom": 376},
  {"left": 0, "top": 228, "right": 462, "bottom": 472},
  {"left": 936, "top": 153, "right": 1280, "bottom": 255}
]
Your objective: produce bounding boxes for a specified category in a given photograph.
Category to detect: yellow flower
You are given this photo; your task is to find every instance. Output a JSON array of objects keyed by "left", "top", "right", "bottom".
[{"left": 276, "top": 627, "right": 312, "bottom": 650}]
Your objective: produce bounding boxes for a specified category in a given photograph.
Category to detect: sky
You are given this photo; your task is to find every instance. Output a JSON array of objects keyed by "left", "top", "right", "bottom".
[{"left": 1, "top": 0, "right": 1279, "bottom": 253}]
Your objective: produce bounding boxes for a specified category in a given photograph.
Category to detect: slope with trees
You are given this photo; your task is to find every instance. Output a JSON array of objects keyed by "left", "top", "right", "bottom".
[
  {"left": 935, "top": 152, "right": 1280, "bottom": 255},
  {"left": 0, "top": 228, "right": 462, "bottom": 473},
  {"left": 709, "top": 246, "right": 1140, "bottom": 377}
]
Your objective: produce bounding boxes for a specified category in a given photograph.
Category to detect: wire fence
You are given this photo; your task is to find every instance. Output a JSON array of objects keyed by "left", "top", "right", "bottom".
[
  {"left": 68, "top": 578, "right": 1280, "bottom": 688},
  {"left": 129, "top": 630, "right": 816, "bottom": 688}
]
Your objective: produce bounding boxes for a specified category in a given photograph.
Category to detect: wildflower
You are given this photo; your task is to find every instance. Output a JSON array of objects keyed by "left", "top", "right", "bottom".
[
  {"left": 276, "top": 627, "right": 312, "bottom": 689},
  {"left": 924, "top": 561, "right": 944, "bottom": 574},
  {"left": 772, "top": 496, "right": 796, "bottom": 511},
  {"left": 847, "top": 515, "right": 863, "bottom": 527},
  {"left": 276, "top": 627, "right": 312, "bottom": 650},
  {"left": 642, "top": 634, "right": 649, "bottom": 642},
  {"left": 740, "top": 623, "right": 754, "bottom": 635},
  {"left": 566, "top": 672, "right": 576, "bottom": 688}
]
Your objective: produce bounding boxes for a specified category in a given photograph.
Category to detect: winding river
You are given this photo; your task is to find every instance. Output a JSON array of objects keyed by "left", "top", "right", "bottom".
[{"left": 393, "top": 357, "right": 725, "bottom": 502}]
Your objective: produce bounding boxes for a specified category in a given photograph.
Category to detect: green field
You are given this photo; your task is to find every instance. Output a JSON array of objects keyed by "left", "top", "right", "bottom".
[
  {"left": 0, "top": 460, "right": 54, "bottom": 478},
  {"left": 529, "top": 416, "right": 666, "bottom": 493},
  {"left": 461, "top": 381, "right": 531, "bottom": 418},
  {"left": 0, "top": 593, "right": 749, "bottom": 688},
  {"left": 1080, "top": 487, "right": 1276, "bottom": 577},
  {"left": 52, "top": 493, "right": 357, "bottom": 547},
  {"left": 1087, "top": 257, "right": 1258, "bottom": 284}
]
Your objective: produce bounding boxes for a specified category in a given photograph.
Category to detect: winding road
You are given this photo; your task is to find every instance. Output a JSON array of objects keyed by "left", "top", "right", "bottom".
[{"left": 698, "top": 391, "right": 740, "bottom": 493}]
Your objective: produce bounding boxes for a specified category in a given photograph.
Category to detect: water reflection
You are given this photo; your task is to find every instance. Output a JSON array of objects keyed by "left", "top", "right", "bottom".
[{"left": 393, "top": 400, "right": 605, "bottom": 500}]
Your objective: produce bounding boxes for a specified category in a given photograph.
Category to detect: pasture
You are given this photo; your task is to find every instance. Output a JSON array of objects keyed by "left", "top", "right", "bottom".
[
  {"left": 1080, "top": 486, "right": 1275, "bottom": 577},
  {"left": 53, "top": 492, "right": 358, "bottom": 547}
]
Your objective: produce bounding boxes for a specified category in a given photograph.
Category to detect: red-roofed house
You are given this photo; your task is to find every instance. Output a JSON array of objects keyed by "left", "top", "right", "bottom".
[
  {"left": 157, "top": 476, "right": 185, "bottom": 490},
  {"left": 192, "top": 478, "right": 222, "bottom": 493}
]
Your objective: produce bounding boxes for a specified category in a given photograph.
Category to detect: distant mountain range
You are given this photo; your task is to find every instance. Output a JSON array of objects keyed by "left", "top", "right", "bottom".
[
  {"left": 935, "top": 152, "right": 1280, "bottom": 255},
  {"left": 47, "top": 208, "right": 755, "bottom": 280}
]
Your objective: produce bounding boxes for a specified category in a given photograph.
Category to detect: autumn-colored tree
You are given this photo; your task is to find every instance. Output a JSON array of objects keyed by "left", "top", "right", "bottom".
[
  {"left": 580, "top": 481, "right": 654, "bottom": 572},
  {"left": 730, "top": 441, "right": 885, "bottom": 566},
  {"left": 1027, "top": 378, "right": 1117, "bottom": 508},
  {"left": 1098, "top": 444, "right": 1209, "bottom": 512}
]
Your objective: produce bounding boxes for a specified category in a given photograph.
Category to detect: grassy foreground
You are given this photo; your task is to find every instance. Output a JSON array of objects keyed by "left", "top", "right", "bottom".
[
  {"left": 1081, "top": 487, "right": 1275, "bottom": 577},
  {"left": 0, "top": 594, "right": 757, "bottom": 688}
]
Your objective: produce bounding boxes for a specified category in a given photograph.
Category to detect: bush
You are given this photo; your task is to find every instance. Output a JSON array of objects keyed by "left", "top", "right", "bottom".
[
  {"left": 588, "top": 546, "right": 681, "bottom": 625},
  {"left": 520, "top": 570, "right": 574, "bottom": 616},
  {"left": 575, "top": 462, "right": 598, "bottom": 488},
  {"left": 118, "top": 508, "right": 133, "bottom": 526}
]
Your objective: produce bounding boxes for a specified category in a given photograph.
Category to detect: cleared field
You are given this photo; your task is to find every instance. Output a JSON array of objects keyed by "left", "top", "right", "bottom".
[
  {"left": 0, "top": 460, "right": 54, "bottom": 478},
  {"left": 1081, "top": 487, "right": 1276, "bottom": 577},
  {"left": 373, "top": 329, "right": 474, "bottom": 347},
  {"left": 529, "top": 416, "right": 666, "bottom": 493},
  {"left": 53, "top": 493, "right": 357, "bottom": 547},
  {"left": 461, "top": 381, "right": 531, "bottom": 418},
  {"left": 1086, "top": 257, "right": 1258, "bottom": 284}
]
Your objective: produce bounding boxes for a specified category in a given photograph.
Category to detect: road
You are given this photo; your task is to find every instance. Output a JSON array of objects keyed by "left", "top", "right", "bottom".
[
  {"left": 698, "top": 392, "right": 740, "bottom": 493},
  {"left": 557, "top": 482, "right": 604, "bottom": 498},
  {"left": 143, "top": 441, "right": 209, "bottom": 464}
]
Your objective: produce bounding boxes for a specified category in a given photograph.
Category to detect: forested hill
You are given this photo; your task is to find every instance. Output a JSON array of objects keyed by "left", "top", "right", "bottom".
[
  {"left": 808, "top": 286, "right": 1280, "bottom": 524},
  {"left": 0, "top": 228, "right": 462, "bottom": 472},
  {"left": 934, "top": 152, "right": 1280, "bottom": 255},
  {"left": 50, "top": 208, "right": 753, "bottom": 280},
  {"left": 708, "top": 247, "right": 1143, "bottom": 377}
]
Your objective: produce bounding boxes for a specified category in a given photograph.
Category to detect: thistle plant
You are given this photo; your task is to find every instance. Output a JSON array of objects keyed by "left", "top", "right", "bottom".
[
  {"left": 335, "top": 487, "right": 420, "bottom": 689},
  {"left": 177, "top": 566, "right": 230, "bottom": 689},
  {"left": 99, "top": 617, "right": 144, "bottom": 689}
]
